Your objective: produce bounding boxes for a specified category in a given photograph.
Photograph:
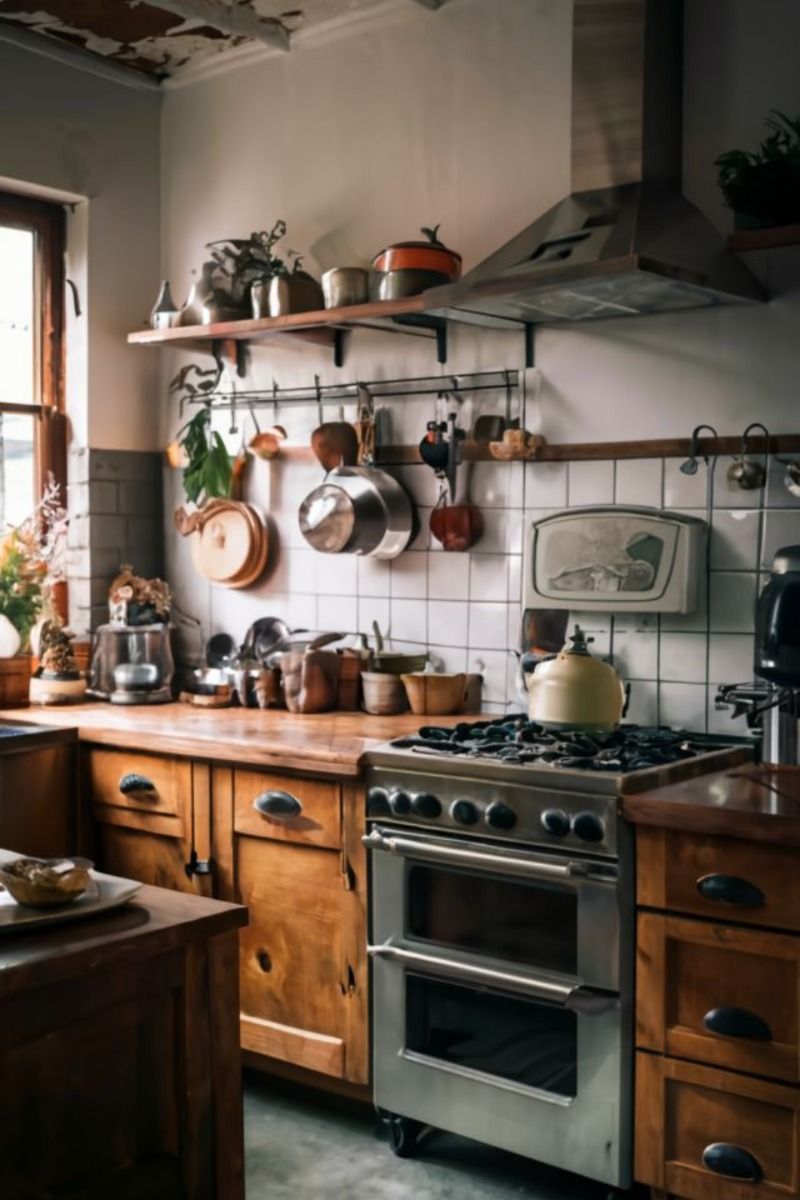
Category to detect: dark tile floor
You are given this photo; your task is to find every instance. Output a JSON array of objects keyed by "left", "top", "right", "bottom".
[{"left": 244, "top": 1073, "right": 634, "bottom": 1199}]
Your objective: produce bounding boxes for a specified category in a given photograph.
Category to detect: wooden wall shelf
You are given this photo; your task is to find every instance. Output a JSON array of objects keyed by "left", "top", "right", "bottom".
[{"left": 729, "top": 224, "right": 800, "bottom": 252}]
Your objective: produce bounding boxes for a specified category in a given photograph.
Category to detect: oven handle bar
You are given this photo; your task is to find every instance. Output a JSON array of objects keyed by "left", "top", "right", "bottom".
[
  {"left": 362, "top": 829, "right": 613, "bottom": 883},
  {"left": 368, "top": 943, "right": 618, "bottom": 1016}
]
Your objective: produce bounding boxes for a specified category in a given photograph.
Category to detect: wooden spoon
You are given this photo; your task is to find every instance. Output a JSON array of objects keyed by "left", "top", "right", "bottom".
[{"left": 311, "top": 422, "right": 359, "bottom": 472}]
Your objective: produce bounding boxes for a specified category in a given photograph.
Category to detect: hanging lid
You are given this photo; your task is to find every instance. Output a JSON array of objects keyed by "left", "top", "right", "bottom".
[{"left": 298, "top": 484, "right": 356, "bottom": 553}]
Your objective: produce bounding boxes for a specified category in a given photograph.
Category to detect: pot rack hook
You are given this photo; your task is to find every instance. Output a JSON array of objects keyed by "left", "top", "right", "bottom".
[
  {"left": 272, "top": 378, "right": 279, "bottom": 426},
  {"left": 314, "top": 374, "right": 323, "bottom": 426},
  {"left": 742, "top": 421, "right": 770, "bottom": 464},
  {"left": 680, "top": 423, "right": 719, "bottom": 475},
  {"left": 504, "top": 369, "right": 513, "bottom": 424}
]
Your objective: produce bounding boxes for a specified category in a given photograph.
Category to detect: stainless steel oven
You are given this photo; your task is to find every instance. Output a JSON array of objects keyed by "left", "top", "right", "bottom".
[{"left": 364, "top": 775, "right": 634, "bottom": 1189}]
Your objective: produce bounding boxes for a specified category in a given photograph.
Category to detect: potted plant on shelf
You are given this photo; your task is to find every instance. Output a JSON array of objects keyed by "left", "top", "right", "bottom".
[
  {"left": 716, "top": 110, "right": 800, "bottom": 230},
  {"left": 205, "top": 219, "right": 291, "bottom": 319}
]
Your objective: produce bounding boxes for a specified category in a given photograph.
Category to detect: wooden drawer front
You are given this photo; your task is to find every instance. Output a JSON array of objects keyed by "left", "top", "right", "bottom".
[
  {"left": 233, "top": 769, "right": 340, "bottom": 849},
  {"left": 636, "top": 1052, "right": 800, "bottom": 1199},
  {"left": 88, "top": 749, "right": 190, "bottom": 822},
  {"left": 638, "top": 827, "right": 800, "bottom": 933},
  {"left": 637, "top": 913, "right": 800, "bottom": 1082}
]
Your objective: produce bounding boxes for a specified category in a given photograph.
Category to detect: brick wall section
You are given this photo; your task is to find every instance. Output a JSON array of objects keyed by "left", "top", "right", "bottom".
[{"left": 68, "top": 449, "right": 164, "bottom": 635}]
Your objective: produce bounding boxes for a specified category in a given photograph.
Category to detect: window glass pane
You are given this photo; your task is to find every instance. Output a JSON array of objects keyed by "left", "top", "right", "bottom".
[
  {"left": 0, "top": 227, "right": 35, "bottom": 409},
  {"left": 0, "top": 412, "right": 35, "bottom": 528}
]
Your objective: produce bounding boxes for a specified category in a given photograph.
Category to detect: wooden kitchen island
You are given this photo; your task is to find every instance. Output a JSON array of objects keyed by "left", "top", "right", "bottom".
[{"left": 0, "top": 882, "right": 247, "bottom": 1200}]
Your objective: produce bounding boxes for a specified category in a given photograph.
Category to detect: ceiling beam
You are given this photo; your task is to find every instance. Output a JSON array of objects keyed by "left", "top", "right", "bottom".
[{"left": 147, "top": 0, "right": 291, "bottom": 51}]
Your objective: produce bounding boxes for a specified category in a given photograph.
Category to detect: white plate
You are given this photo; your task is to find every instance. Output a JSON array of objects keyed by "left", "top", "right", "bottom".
[{"left": 0, "top": 850, "right": 141, "bottom": 934}]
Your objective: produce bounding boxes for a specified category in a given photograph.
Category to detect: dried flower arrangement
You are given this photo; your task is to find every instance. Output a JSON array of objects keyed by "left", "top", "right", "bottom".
[
  {"left": 0, "top": 476, "right": 69, "bottom": 647},
  {"left": 109, "top": 564, "right": 172, "bottom": 627},
  {"left": 36, "top": 619, "right": 80, "bottom": 680}
]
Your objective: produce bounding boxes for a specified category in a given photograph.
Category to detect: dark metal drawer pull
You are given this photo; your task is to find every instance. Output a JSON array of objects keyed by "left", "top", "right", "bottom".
[
  {"left": 697, "top": 874, "right": 765, "bottom": 908},
  {"left": 702, "top": 1142, "right": 763, "bottom": 1182},
  {"left": 119, "top": 773, "right": 158, "bottom": 799},
  {"left": 253, "top": 790, "right": 303, "bottom": 819},
  {"left": 703, "top": 1006, "right": 772, "bottom": 1042}
]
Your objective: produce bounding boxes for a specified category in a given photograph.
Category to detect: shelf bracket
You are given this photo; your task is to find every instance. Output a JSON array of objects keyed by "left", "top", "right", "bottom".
[
  {"left": 391, "top": 313, "right": 448, "bottom": 364},
  {"left": 524, "top": 323, "right": 535, "bottom": 369},
  {"left": 333, "top": 328, "right": 347, "bottom": 369},
  {"left": 211, "top": 338, "right": 249, "bottom": 378}
]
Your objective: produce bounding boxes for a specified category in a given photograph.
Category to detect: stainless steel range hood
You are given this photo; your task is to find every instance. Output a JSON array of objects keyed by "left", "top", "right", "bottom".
[{"left": 426, "top": 0, "right": 764, "bottom": 327}]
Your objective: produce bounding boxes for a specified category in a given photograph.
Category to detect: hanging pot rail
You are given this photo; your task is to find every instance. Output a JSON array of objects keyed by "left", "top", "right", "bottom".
[{"left": 186, "top": 368, "right": 521, "bottom": 409}]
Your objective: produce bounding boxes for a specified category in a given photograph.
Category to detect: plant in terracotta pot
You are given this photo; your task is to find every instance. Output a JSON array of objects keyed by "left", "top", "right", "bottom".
[{"left": 716, "top": 111, "right": 800, "bottom": 230}]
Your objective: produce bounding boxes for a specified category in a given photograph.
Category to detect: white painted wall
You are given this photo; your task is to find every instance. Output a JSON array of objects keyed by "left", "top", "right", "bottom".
[
  {"left": 157, "top": 0, "right": 800, "bottom": 717},
  {"left": 0, "top": 39, "right": 161, "bottom": 451}
]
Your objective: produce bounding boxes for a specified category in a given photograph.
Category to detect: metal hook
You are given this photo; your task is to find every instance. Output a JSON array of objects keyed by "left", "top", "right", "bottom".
[
  {"left": 680, "top": 424, "right": 719, "bottom": 475},
  {"left": 314, "top": 374, "right": 323, "bottom": 426},
  {"left": 728, "top": 421, "right": 769, "bottom": 491},
  {"left": 504, "top": 369, "right": 512, "bottom": 424}
]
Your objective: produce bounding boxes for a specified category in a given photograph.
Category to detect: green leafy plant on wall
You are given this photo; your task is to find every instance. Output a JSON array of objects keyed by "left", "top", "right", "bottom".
[
  {"left": 716, "top": 110, "right": 800, "bottom": 229},
  {"left": 175, "top": 406, "right": 232, "bottom": 504}
]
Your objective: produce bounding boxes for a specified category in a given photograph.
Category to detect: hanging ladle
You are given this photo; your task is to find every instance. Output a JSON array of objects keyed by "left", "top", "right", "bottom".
[{"left": 248, "top": 395, "right": 287, "bottom": 461}]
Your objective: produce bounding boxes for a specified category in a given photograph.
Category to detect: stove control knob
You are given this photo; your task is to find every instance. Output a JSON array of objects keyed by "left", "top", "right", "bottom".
[
  {"left": 450, "top": 799, "right": 479, "bottom": 826},
  {"left": 572, "top": 811, "right": 605, "bottom": 843},
  {"left": 389, "top": 790, "right": 411, "bottom": 816},
  {"left": 485, "top": 801, "right": 517, "bottom": 831},
  {"left": 367, "top": 787, "right": 390, "bottom": 816},
  {"left": 541, "top": 808, "right": 571, "bottom": 838},
  {"left": 412, "top": 792, "right": 442, "bottom": 819}
]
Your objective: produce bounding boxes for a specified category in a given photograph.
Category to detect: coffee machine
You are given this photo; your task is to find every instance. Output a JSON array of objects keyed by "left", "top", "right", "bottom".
[
  {"left": 89, "top": 624, "right": 175, "bottom": 705},
  {"left": 717, "top": 544, "right": 800, "bottom": 764}
]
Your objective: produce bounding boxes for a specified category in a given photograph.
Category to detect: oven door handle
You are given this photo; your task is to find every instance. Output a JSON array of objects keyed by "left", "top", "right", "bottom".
[
  {"left": 362, "top": 829, "right": 611, "bottom": 883},
  {"left": 367, "top": 943, "right": 618, "bottom": 1016}
]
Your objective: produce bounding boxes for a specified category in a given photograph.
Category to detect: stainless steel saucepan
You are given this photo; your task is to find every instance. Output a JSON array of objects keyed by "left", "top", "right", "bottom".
[{"left": 298, "top": 467, "right": 414, "bottom": 559}]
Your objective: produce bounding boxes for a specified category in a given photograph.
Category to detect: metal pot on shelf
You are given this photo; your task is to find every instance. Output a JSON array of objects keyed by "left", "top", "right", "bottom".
[{"left": 370, "top": 225, "right": 461, "bottom": 300}]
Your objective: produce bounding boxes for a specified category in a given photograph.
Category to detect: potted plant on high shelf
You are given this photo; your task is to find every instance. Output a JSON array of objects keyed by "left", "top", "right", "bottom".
[
  {"left": 716, "top": 110, "right": 800, "bottom": 232},
  {"left": 0, "top": 477, "right": 70, "bottom": 708}
]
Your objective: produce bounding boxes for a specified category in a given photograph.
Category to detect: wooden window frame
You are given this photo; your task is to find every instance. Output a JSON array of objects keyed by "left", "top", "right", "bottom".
[{"left": 0, "top": 190, "right": 67, "bottom": 497}]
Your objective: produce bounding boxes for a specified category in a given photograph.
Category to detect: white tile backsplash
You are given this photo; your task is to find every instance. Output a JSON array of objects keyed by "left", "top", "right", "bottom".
[
  {"left": 567, "top": 460, "right": 615, "bottom": 506},
  {"left": 168, "top": 444, "right": 777, "bottom": 722}
]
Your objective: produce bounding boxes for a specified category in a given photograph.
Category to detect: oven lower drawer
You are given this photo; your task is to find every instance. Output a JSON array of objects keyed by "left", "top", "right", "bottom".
[{"left": 371, "top": 950, "right": 632, "bottom": 1188}]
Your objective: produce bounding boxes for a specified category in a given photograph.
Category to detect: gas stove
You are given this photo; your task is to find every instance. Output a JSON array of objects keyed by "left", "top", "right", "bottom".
[{"left": 366, "top": 716, "right": 752, "bottom": 859}]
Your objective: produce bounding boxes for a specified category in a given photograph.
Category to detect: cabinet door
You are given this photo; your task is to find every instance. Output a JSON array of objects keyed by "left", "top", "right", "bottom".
[
  {"left": 235, "top": 834, "right": 362, "bottom": 1080},
  {"left": 89, "top": 749, "right": 212, "bottom": 897},
  {"left": 638, "top": 827, "right": 800, "bottom": 934},
  {"left": 636, "top": 1051, "right": 800, "bottom": 1200},
  {"left": 637, "top": 913, "right": 800, "bottom": 1082}
]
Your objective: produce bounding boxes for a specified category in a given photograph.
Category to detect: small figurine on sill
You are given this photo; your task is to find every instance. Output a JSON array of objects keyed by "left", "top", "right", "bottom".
[{"left": 29, "top": 619, "right": 87, "bottom": 706}]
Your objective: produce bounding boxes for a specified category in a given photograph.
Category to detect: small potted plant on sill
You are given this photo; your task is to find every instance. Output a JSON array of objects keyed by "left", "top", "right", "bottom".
[{"left": 716, "top": 110, "right": 800, "bottom": 230}]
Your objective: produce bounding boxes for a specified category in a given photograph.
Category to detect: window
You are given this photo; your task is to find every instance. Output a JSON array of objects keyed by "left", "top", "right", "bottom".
[{"left": 0, "top": 192, "right": 66, "bottom": 527}]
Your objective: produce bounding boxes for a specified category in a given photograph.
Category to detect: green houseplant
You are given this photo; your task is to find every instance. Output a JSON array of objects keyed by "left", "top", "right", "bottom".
[
  {"left": 715, "top": 110, "right": 800, "bottom": 229},
  {"left": 175, "top": 406, "right": 232, "bottom": 505}
]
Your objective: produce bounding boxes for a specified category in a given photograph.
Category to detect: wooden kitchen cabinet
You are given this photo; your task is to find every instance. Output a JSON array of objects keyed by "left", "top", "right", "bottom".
[
  {"left": 87, "top": 746, "right": 213, "bottom": 897},
  {"left": 636, "top": 826, "right": 800, "bottom": 1200},
  {"left": 213, "top": 768, "right": 368, "bottom": 1086}
]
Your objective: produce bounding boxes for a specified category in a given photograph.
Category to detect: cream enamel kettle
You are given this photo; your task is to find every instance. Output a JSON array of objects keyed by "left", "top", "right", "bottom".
[{"left": 526, "top": 625, "right": 626, "bottom": 730}]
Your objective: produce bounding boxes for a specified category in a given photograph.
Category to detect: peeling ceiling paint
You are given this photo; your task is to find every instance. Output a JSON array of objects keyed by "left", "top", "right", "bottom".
[{"left": 0, "top": 0, "right": 391, "bottom": 79}]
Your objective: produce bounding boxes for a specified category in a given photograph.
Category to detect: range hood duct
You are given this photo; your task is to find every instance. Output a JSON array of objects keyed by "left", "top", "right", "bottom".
[{"left": 428, "top": 0, "right": 764, "bottom": 326}]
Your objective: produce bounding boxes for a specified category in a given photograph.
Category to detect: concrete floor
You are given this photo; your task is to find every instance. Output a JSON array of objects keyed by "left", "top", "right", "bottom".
[{"left": 244, "top": 1073, "right": 633, "bottom": 1199}]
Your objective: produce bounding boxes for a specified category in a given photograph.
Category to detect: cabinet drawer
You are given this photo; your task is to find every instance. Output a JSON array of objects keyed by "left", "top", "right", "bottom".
[
  {"left": 233, "top": 769, "right": 341, "bottom": 849},
  {"left": 637, "top": 912, "right": 800, "bottom": 1082},
  {"left": 635, "top": 1051, "right": 800, "bottom": 1199},
  {"left": 638, "top": 827, "right": 800, "bottom": 933},
  {"left": 88, "top": 748, "right": 191, "bottom": 821}
]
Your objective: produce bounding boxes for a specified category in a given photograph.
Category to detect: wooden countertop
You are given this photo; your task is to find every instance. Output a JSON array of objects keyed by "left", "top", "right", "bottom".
[
  {"left": 0, "top": 883, "right": 247, "bottom": 1001},
  {"left": 622, "top": 763, "right": 800, "bottom": 846},
  {"left": 0, "top": 702, "right": 470, "bottom": 777}
]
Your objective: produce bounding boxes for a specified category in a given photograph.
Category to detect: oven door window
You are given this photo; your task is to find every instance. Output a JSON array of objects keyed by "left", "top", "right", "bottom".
[
  {"left": 407, "top": 863, "right": 578, "bottom": 976},
  {"left": 406, "top": 974, "right": 577, "bottom": 1098}
]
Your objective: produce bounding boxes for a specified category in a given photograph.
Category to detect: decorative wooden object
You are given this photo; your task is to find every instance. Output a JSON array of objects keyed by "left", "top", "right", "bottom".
[{"left": 0, "top": 883, "right": 246, "bottom": 1199}]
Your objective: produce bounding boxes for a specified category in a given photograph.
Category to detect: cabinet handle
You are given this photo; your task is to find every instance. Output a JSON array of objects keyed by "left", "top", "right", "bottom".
[
  {"left": 703, "top": 1006, "right": 772, "bottom": 1042},
  {"left": 119, "top": 772, "right": 158, "bottom": 800},
  {"left": 253, "top": 790, "right": 303, "bottom": 819},
  {"left": 702, "top": 1142, "right": 763, "bottom": 1182},
  {"left": 696, "top": 874, "right": 765, "bottom": 908}
]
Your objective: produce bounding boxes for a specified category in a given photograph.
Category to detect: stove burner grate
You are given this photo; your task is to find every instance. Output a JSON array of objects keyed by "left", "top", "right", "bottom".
[{"left": 390, "top": 717, "right": 724, "bottom": 772}]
